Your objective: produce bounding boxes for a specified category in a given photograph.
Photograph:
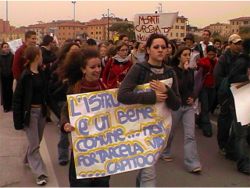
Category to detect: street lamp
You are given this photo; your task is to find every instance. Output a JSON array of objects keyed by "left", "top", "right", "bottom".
[
  {"left": 158, "top": 3, "right": 163, "bottom": 13},
  {"left": 72, "top": 1, "right": 76, "bottom": 39},
  {"left": 102, "top": 9, "right": 115, "bottom": 41},
  {"left": 4, "top": 0, "right": 8, "bottom": 33}
]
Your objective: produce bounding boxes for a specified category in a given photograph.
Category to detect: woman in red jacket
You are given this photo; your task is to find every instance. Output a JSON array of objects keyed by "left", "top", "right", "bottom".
[
  {"left": 197, "top": 45, "right": 218, "bottom": 137},
  {"left": 102, "top": 41, "right": 132, "bottom": 89}
]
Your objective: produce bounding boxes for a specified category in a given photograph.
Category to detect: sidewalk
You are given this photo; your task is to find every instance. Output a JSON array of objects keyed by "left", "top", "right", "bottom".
[{"left": 0, "top": 110, "right": 58, "bottom": 187}]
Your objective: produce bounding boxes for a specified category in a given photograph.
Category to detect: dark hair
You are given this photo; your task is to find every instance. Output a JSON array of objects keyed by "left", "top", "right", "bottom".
[
  {"left": 41, "top": 35, "right": 53, "bottom": 46},
  {"left": 25, "top": 30, "right": 36, "bottom": 40},
  {"left": 134, "top": 41, "right": 140, "bottom": 49},
  {"left": 168, "top": 40, "right": 177, "bottom": 56},
  {"left": 145, "top": 33, "right": 168, "bottom": 49},
  {"left": 57, "top": 42, "right": 80, "bottom": 65},
  {"left": 107, "top": 46, "right": 116, "bottom": 58},
  {"left": 86, "top": 38, "right": 97, "bottom": 46},
  {"left": 98, "top": 42, "right": 107, "bottom": 49},
  {"left": 171, "top": 46, "right": 191, "bottom": 67},
  {"left": 242, "top": 38, "right": 250, "bottom": 54},
  {"left": 108, "top": 40, "right": 114, "bottom": 45},
  {"left": 1, "top": 42, "right": 8, "bottom": 48},
  {"left": 203, "top": 29, "right": 211, "bottom": 36},
  {"left": 23, "top": 46, "right": 40, "bottom": 67},
  {"left": 145, "top": 33, "right": 168, "bottom": 60},
  {"left": 115, "top": 41, "right": 128, "bottom": 54},
  {"left": 130, "top": 39, "right": 136, "bottom": 43},
  {"left": 60, "top": 48, "right": 100, "bottom": 85},
  {"left": 207, "top": 45, "right": 217, "bottom": 53},
  {"left": 214, "top": 39, "right": 221, "bottom": 44},
  {"left": 119, "top": 34, "right": 128, "bottom": 41}
]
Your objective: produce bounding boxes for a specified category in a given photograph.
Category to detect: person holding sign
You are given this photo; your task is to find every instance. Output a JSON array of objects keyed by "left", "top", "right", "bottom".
[
  {"left": 102, "top": 41, "right": 133, "bottom": 89},
  {"left": 118, "top": 33, "right": 181, "bottom": 187},
  {"left": 59, "top": 48, "right": 110, "bottom": 187},
  {"left": 162, "top": 47, "right": 202, "bottom": 173}
]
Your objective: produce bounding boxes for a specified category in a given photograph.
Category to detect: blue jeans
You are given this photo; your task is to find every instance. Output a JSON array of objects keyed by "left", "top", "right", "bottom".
[
  {"left": 57, "top": 101, "right": 70, "bottom": 163},
  {"left": 136, "top": 166, "right": 156, "bottom": 187},
  {"left": 161, "top": 106, "right": 201, "bottom": 171},
  {"left": 24, "top": 107, "right": 47, "bottom": 178}
]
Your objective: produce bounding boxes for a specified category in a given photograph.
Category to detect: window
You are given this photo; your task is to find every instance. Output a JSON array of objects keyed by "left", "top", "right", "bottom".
[
  {"left": 175, "top": 25, "right": 179, "bottom": 29},
  {"left": 99, "top": 31, "right": 101, "bottom": 34},
  {"left": 180, "top": 26, "right": 185, "bottom": 30},
  {"left": 91, "top": 32, "right": 93, "bottom": 34},
  {"left": 176, "top": 33, "right": 179, "bottom": 37},
  {"left": 180, "top": 33, "right": 185, "bottom": 37},
  {"left": 181, "top": 19, "right": 185, "bottom": 23},
  {"left": 170, "top": 33, "right": 173, "bottom": 37},
  {"left": 96, "top": 31, "right": 98, "bottom": 34},
  {"left": 244, "top": 21, "right": 248, "bottom": 24}
]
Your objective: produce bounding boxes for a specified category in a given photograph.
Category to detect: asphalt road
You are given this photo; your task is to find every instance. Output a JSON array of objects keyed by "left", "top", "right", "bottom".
[
  {"left": 44, "top": 113, "right": 250, "bottom": 187},
  {"left": 1, "top": 109, "right": 250, "bottom": 187}
]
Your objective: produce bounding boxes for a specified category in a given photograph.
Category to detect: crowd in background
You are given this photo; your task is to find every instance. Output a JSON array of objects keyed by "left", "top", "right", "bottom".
[{"left": 0, "top": 29, "right": 250, "bottom": 186}]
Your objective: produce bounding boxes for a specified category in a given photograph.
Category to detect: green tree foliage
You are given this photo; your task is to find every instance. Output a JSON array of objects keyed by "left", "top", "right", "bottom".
[
  {"left": 109, "top": 22, "right": 135, "bottom": 40},
  {"left": 239, "top": 26, "right": 250, "bottom": 39},
  {"left": 239, "top": 26, "right": 250, "bottom": 34},
  {"left": 211, "top": 32, "right": 227, "bottom": 43}
]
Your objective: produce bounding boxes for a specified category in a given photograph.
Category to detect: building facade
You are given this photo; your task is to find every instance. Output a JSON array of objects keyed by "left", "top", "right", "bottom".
[
  {"left": 205, "top": 22, "right": 231, "bottom": 37},
  {"left": 229, "top": 17, "right": 250, "bottom": 34},
  {"left": 168, "top": 16, "right": 188, "bottom": 41}
]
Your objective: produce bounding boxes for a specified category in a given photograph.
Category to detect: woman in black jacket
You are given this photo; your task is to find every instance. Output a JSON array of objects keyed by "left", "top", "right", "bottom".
[
  {"left": 161, "top": 46, "right": 202, "bottom": 173},
  {"left": 0, "top": 42, "right": 14, "bottom": 112},
  {"left": 13, "top": 46, "right": 49, "bottom": 185}
]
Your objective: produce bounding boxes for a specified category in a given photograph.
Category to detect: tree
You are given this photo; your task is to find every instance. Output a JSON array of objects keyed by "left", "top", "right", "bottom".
[
  {"left": 211, "top": 31, "right": 227, "bottom": 43},
  {"left": 239, "top": 26, "right": 250, "bottom": 39},
  {"left": 109, "top": 22, "right": 135, "bottom": 40},
  {"left": 239, "top": 26, "right": 250, "bottom": 34}
]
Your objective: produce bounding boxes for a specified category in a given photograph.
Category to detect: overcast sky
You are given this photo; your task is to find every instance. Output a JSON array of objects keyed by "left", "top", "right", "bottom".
[{"left": 0, "top": 1, "right": 250, "bottom": 28}]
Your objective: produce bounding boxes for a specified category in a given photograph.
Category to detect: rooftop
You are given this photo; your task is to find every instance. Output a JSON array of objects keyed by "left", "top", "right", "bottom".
[{"left": 229, "top": 17, "right": 250, "bottom": 21}]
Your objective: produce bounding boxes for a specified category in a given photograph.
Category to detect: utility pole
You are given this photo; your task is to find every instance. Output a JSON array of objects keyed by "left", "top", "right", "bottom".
[
  {"left": 72, "top": 1, "right": 76, "bottom": 39},
  {"left": 102, "top": 9, "right": 115, "bottom": 41},
  {"left": 158, "top": 3, "right": 162, "bottom": 13},
  {"left": 4, "top": 0, "right": 8, "bottom": 33}
]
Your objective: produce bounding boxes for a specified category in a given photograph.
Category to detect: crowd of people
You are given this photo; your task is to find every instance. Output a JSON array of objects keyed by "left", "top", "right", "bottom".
[{"left": 0, "top": 29, "right": 250, "bottom": 186}]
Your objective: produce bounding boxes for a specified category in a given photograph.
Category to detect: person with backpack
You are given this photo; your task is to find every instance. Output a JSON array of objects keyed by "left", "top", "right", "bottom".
[
  {"left": 117, "top": 33, "right": 180, "bottom": 187},
  {"left": 214, "top": 34, "right": 243, "bottom": 155}
]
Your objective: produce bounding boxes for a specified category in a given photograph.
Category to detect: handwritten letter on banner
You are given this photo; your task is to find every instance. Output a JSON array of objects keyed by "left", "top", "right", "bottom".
[
  {"left": 134, "top": 12, "right": 178, "bottom": 43},
  {"left": 231, "top": 83, "right": 250, "bottom": 126},
  {"left": 67, "top": 79, "right": 173, "bottom": 179}
]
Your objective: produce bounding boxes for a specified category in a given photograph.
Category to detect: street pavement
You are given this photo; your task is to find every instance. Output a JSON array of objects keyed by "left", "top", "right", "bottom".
[{"left": 0, "top": 109, "right": 250, "bottom": 187}]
